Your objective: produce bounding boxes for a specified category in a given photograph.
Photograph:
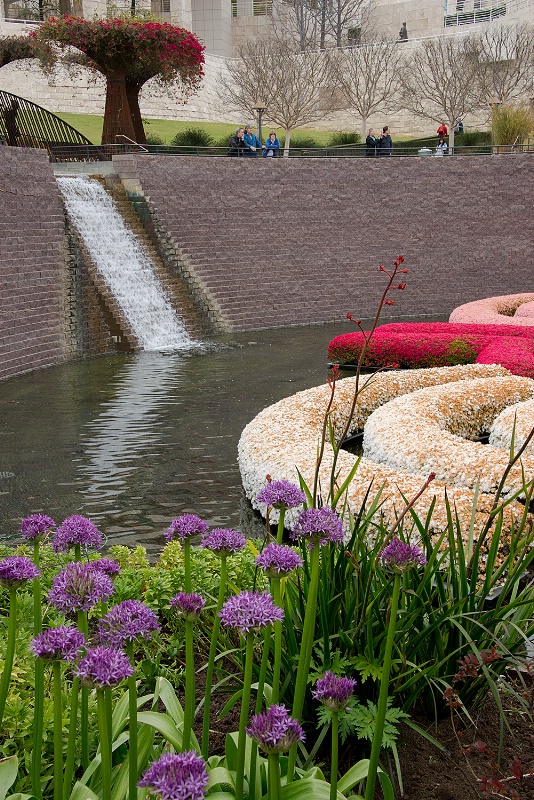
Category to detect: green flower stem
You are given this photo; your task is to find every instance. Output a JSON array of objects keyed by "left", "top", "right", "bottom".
[
  {"left": 63, "top": 675, "right": 80, "bottom": 800},
  {"left": 364, "top": 573, "right": 401, "bottom": 800},
  {"left": 271, "top": 580, "right": 282, "bottom": 705},
  {"left": 32, "top": 540, "right": 44, "bottom": 799},
  {"left": 0, "top": 586, "right": 18, "bottom": 730},
  {"left": 201, "top": 555, "right": 227, "bottom": 759},
  {"left": 235, "top": 632, "right": 255, "bottom": 800},
  {"left": 78, "top": 611, "right": 90, "bottom": 770},
  {"left": 276, "top": 508, "right": 286, "bottom": 545},
  {"left": 268, "top": 752, "right": 281, "bottom": 800},
  {"left": 182, "top": 618, "right": 195, "bottom": 751},
  {"left": 97, "top": 689, "right": 112, "bottom": 800},
  {"left": 249, "top": 626, "right": 272, "bottom": 800},
  {"left": 184, "top": 539, "right": 192, "bottom": 593},
  {"left": 127, "top": 642, "right": 138, "bottom": 800},
  {"left": 74, "top": 544, "right": 81, "bottom": 562},
  {"left": 330, "top": 712, "right": 339, "bottom": 800},
  {"left": 53, "top": 661, "right": 64, "bottom": 800},
  {"left": 287, "top": 543, "right": 321, "bottom": 783}
]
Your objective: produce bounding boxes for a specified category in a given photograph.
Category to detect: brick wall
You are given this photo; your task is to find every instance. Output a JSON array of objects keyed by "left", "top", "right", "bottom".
[
  {"left": 0, "top": 148, "right": 68, "bottom": 380},
  {"left": 114, "top": 153, "right": 534, "bottom": 331}
]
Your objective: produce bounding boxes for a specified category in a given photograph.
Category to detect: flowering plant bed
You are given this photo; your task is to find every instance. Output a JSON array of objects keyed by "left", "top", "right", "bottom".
[
  {"left": 450, "top": 292, "right": 534, "bottom": 325},
  {"left": 327, "top": 322, "right": 534, "bottom": 377}
]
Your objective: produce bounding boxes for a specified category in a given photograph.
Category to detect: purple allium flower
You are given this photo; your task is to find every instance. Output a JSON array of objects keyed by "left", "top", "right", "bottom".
[
  {"left": 75, "top": 646, "right": 133, "bottom": 689},
  {"left": 256, "top": 480, "right": 306, "bottom": 510},
  {"left": 0, "top": 556, "right": 40, "bottom": 586},
  {"left": 246, "top": 704, "right": 304, "bottom": 754},
  {"left": 164, "top": 514, "right": 208, "bottom": 543},
  {"left": 52, "top": 515, "right": 102, "bottom": 553},
  {"left": 48, "top": 562, "right": 114, "bottom": 613},
  {"left": 379, "top": 538, "right": 427, "bottom": 574},
  {"left": 98, "top": 600, "right": 159, "bottom": 647},
  {"left": 312, "top": 671, "right": 356, "bottom": 712},
  {"left": 256, "top": 543, "right": 303, "bottom": 577},
  {"left": 20, "top": 514, "right": 56, "bottom": 540},
  {"left": 201, "top": 528, "right": 246, "bottom": 556},
  {"left": 291, "top": 507, "right": 344, "bottom": 549},
  {"left": 89, "top": 558, "right": 121, "bottom": 577},
  {"left": 31, "top": 625, "right": 86, "bottom": 662},
  {"left": 170, "top": 592, "right": 206, "bottom": 621},
  {"left": 219, "top": 590, "right": 283, "bottom": 635},
  {"left": 138, "top": 751, "right": 208, "bottom": 800}
]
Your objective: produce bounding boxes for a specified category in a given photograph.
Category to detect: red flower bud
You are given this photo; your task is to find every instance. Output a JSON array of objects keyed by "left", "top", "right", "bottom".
[{"left": 384, "top": 299, "right": 395, "bottom": 306}]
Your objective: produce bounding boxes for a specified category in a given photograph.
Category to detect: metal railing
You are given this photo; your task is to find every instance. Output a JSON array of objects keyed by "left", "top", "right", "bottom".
[{"left": 44, "top": 139, "right": 534, "bottom": 162}]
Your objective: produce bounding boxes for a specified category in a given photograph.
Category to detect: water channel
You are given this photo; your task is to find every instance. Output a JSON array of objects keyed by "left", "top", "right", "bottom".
[{"left": 0, "top": 324, "right": 351, "bottom": 556}]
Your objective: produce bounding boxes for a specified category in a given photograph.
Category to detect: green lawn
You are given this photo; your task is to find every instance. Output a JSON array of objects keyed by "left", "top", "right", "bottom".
[{"left": 54, "top": 112, "right": 344, "bottom": 146}]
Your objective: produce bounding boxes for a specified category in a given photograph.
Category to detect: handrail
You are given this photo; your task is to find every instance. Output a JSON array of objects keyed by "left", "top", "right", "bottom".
[{"left": 115, "top": 134, "right": 148, "bottom": 152}]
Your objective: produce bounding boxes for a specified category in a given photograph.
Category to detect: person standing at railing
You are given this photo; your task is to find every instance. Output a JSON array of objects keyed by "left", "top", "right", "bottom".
[
  {"left": 377, "top": 126, "right": 393, "bottom": 157},
  {"left": 3, "top": 100, "right": 20, "bottom": 147},
  {"left": 437, "top": 122, "right": 448, "bottom": 137},
  {"left": 228, "top": 127, "right": 247, "bottom": 157},
  {"left": 434, "top": 136, "right": 448, "bottom": 156},
  {"left": 243, "top": 124, "right": 262, "bottom": 157},
  {"left": 365, "top": 128, "right": 378, "bottom": 157},
  {"left": 262, "top": 131, "right": 280, "bottom": 158}
]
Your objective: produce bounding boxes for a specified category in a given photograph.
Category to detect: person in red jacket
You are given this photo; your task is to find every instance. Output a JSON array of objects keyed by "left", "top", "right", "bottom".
[{"left": 437, "top": 122, "right": 448, "bottom": 137}]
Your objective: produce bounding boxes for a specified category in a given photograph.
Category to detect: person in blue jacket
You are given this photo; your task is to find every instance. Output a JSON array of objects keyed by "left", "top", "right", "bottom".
[
  {"left": 243, "top": 124, "right": 262, "bottom": 157},
  {"left": 262, "top": 131, "right": 280, "bottom": 157}
]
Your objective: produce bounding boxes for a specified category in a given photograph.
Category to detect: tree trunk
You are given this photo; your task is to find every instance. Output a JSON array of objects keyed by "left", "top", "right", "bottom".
[
  {"left": 449, "top": 126, "right": 455, "bottom": 155},
  {"left": 58, "top": 0, "right": 72, "bottom": 14},
  {"left": 125, "top": 80, "right": 147, "bottom": 144},
  {"left": 361, "top": 117, "right": 367, "bottom": 142},
  {"left": 283, "top": 127, "right": 291, "bottom": 157},
  {"left": 102, "top": 73, "right": 137, "bottom": 146}
]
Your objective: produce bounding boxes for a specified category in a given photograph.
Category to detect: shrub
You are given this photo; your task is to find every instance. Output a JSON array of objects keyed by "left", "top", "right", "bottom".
[
  {"left": 286, "top": 134, "right": 320, "bottom": 149},
  {"left": 327, "top": 131, "right": 361, "bottom": 146},
  {"left": 327, "top": 321, "right": 534, "bottom": 376},
  {"left": 492, "top": 103, "right": 534, "bottom": 146},
  {"left": 170, "top": 127, "right": 215, "bottom": 148},
  {"left": 145, "top": 133, "right": 165, "bottom": 146}
]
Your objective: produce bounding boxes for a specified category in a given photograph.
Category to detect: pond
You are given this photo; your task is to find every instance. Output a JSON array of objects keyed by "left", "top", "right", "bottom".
[{"left": 0, "top": 323, "right": 349, "bottom": 555}]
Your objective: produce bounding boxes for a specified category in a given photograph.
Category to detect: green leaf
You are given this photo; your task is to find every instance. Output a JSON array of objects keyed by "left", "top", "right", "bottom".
[
  {"left": 206, "top": 767, "right": 235, "bottom": 791},
  {"left": 0, "top": 757, "right": 18, "bottom": 800},
  {"left": 279, "top": 777, "right": 338, "bottom": 800},
  {"left": 69, "top": 783, "right": 99, "bottom": 800},
  {"left": 155, "top": 677, "right": 184, "bottom": 728},
  {"left": 337, "top": 759, "right": 370, "bottom": 793},
  {"left": 137, "top": 711, "right": 183, "bottom": 750},
  {"left": 110, "top": 724, "right": 155, "bottom": 800}
]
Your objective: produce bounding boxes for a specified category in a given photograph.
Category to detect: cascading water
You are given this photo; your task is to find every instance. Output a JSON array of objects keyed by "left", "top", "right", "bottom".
[{"left": 57, "top": 176, "right": 197, "bottom": 351}]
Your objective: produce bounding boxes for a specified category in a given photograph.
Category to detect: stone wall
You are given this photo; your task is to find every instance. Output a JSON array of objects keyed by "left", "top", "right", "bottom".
[
  {"left": 0, "top": 147, "right": 69, "bottom": 380},
  {"left": 113, "top": 152, "right": 534, "bottom": 331}
]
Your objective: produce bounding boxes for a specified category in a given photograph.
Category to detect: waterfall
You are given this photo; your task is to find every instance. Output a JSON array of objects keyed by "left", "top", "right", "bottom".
[{"left": 57, "top": 176, "right": 197, "bottom": 351}]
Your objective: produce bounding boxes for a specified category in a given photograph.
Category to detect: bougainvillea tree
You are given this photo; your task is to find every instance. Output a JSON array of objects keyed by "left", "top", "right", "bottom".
[{"left": 33, "top": 16, "right": 204, "bottom": 144}]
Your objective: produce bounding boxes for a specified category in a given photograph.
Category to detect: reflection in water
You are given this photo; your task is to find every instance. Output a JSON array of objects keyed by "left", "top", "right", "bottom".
[{"left": 76, "top": 356, "right": 184, "bottom": 519}]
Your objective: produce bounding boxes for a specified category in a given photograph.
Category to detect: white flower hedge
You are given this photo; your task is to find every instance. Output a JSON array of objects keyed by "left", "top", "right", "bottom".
[
  {"left": 489, "top": 398, "right": 534, "bottom": 458},
  {"left": 238, "top": 363, "right": 528, "bottom": 544}
]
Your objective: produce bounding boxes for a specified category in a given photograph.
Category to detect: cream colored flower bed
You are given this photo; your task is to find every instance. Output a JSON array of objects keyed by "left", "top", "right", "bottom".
[
  {"left": 238, "top": 364, "right": 526, "bottom": 542},
  {"left": 489, "top": 398, "right": 534, "bottom": 459},
  {"left": 449, "top": 293, "right": 534, "bottom": 325},
  {"left": 363, "top": 376, "right": 534, "bottom": 495}
]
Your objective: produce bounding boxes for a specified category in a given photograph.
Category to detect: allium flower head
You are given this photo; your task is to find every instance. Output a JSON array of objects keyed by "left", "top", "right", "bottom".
[
  {"left": 246, "top": 704, "right": 304, "bottom": 754},
  {"left": 52, "top": 515, "right": 102, "bottom": 553},
  {"left": 170, "top": 592, "right": 206, "bottom": 621},
  {"left": 201, "top": 528, "right": 246, "bottom": 556},
  {"left": 89, "top": 558, "right": 121, "bottom": 576},
  {"left": 75, "top": 646, "right": 133, "bottom": 689},
  {"left": 164, "top": 514, "right": 208, "bottom": 543},
  {"left": 219, "top": 590, "right": 283, "bottom": 635},
  {"left": 256, "top": 480, "right": 306, "bottom": 510},
  {"left": 379, "top": 538, "right": 427, "bottom": 574},
  {"left": 20, "top": 514, "right": 56, "bottom": 540},
  {"left": 138, "top": 751, "right": 208, "bottom": 800},
  {"left": 31, "top": 625, "right": 86, "bottom": 662},
  {"left": 98, "top": 600, "right": 159, "bottom": 647},
  {"left": 291, "top": 507, "right": 344, "bottom": 549},
  {"left": 48, "top": 562, "right": 114, "bottom": 613},
  {"left": 256, "top": 543, "right": 303, "bottom": 577},
  {"left": 312, "top": 671, "right": 356, "bottom": 712},
  {"left": 0, "top": 556, "right": 40, "bottom": 586}
]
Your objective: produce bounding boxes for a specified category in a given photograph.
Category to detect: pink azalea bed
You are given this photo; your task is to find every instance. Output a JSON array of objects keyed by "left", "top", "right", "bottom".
[{"left": 327, "top": 322, "right": 534, "bottom": 378}]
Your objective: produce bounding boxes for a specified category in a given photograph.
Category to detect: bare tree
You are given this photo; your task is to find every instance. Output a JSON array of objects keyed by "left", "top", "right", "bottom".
[
  {"left": 476, "top": 23, "right": 534, "bottom": 105},
  {"left": 271, "top": 0, "right": 369, "bottom": 51},
  {"left": 219, "top": 37, "right": 334, "bottom": 155},
  {"left": 331, "top": 38, "right": 404, "bottom": 140},
  {"left": 400, "top": 35, "right": 485, "bottom": 152}
]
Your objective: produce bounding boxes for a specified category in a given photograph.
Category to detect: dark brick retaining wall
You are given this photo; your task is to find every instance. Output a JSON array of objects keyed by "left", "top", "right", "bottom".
[
  {"left": 0, "top": 148, "right": 68, "bottom": 381},
  {"left": 114, "top": 153, "right": 534, "bottom": 331}
]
